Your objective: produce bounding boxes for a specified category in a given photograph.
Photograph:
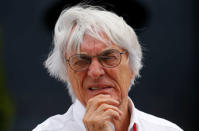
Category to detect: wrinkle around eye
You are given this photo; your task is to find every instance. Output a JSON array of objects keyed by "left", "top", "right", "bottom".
[
  {"left": 100, "top": 55, "right": 118, "bottom": 61},
  {"left": 73, "top": 60, "right": 90, "bottom": 66}
]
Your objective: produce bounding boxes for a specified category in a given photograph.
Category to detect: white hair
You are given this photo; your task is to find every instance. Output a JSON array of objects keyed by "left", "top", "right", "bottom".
[{"left": 44, "top": 4, "right": 143, "bottom": 102}]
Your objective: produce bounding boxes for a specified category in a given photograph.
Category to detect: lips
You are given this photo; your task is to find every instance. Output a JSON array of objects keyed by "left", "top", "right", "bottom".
[
  {"left": 87, "top": 85, "right": 115, "bottom": 97},
  {"left": 89, "top": 86, "right": 112, "bottom": 91},
  {"left": 83, "top": 77, "right": 116, "bottom": 96}
]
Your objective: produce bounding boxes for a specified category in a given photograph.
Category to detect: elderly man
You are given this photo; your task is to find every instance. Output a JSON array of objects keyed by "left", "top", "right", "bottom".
[{"left": 33, "top": 4, "right": 183, "bottom": 131}]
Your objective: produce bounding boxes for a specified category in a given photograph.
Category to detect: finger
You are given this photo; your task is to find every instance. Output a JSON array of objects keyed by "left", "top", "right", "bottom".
[
  {"left": 102, "top": 108, "right": 121, "bottom": 121},
  {"left": 84, "top": 103, "right": 122, "bottom": 127},
  {"left": 84, "top": 104, "right": 122, "bottom": 126},
  {"left": 83, "top": 104, "right": 121, "bottom": 130},
  {"left": 86, "top": 95, "right": 119, "bottom": 111},
  {"left": 96, "top": 103, "right": 123, "bottom": 116},
  {"left": 85, "top": 109, "right": 120, "bottom": 129}
]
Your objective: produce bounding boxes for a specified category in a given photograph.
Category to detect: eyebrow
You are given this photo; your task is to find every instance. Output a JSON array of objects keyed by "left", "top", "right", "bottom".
[{"left": 76, "top": 48, "right": 115, "bottom": 56}]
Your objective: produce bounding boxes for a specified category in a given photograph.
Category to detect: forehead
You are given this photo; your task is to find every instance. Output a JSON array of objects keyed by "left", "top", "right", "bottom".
[
  {"left": 66, "top": 34, "right": 123, "bottom": 58},
  {"left": 80, "top": 34, "right": 108, "bottom": 52},
  {"left": 80, "top": 34, "right": 121, "bottom": 55}
]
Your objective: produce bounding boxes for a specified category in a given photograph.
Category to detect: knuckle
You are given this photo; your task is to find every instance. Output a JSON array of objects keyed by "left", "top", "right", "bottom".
[
  {"left": 87, "top": 98, "right": 99, "bottom": 105},
  {"left": 105, "top": 109, "right": 113, "bottom": 114},
  {"left": 106, "top": 108, "right": 118, "bottom": 115},
  {"left": 101, "top": 103, "right": 108, "bottom": 109}
]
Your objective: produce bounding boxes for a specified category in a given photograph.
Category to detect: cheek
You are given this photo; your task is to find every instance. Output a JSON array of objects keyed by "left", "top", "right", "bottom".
[
  {"left": 108, "top": 66, "right": 131, "bottom": 95},
  {"left": 67, "top": 69, "right": 86, "bottom": 99}
]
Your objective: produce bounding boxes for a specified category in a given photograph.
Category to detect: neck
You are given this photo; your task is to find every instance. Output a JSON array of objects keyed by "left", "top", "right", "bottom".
[{"left": 114, "top": 99, "right": 131, "bottom": 131}]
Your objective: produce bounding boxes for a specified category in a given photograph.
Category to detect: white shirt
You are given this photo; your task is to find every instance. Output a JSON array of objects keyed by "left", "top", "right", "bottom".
[{"left": 33, "top": 98, "right": 183, "bottom": 131}]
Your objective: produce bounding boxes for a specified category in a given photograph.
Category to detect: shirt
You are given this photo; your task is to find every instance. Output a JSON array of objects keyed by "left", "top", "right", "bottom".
[{"left": 33, "top": 98, "right": 183, "bottom": 131}]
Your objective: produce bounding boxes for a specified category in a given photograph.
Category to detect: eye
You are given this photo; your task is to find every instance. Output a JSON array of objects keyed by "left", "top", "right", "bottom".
[
  {"left": 99, "top": 49, "right": 120, "bottom": 66},
  {"left": 74, "top": 60, "right": 88, "bottom": 66},
  {"left": 70, "top": 54, "right": 90, "bottom": 66},
  {"left": 100, "top": 55, "right": 117, "bottom": 61}
]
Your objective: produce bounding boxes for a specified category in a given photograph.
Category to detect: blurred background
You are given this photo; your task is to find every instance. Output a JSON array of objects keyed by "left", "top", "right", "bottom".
[{"left": 0, "top": 0, "right": 198, "bottom": 130}]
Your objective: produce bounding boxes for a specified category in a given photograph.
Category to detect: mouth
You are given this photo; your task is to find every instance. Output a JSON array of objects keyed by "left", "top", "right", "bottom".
[
  {"left": 87, "top": 85, "right": 115, "bottom": 96},
  {"left": 88, "top": 86, "right": 113, "bottom": 91}
]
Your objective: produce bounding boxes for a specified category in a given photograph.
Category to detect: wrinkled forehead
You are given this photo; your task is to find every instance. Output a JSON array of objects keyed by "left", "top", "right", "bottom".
[
  {"left": 80, "top": 34, "right": 113, "bottom": 53},
  {"left": 67, "top": 35, "right": 118, "bottom": 57},
  {"left": 65, "top": 29, "right": 117, "bottom": 56}
]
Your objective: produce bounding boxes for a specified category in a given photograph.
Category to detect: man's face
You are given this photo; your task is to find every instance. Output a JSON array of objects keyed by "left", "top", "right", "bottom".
[{"left": 66, "top": 34, "right": 134, "bottom": 107}]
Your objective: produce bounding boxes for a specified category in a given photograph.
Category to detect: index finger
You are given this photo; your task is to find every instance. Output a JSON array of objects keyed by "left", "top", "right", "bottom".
[{"left": 86, "top": 94, "right": 120, "bottom": 111}]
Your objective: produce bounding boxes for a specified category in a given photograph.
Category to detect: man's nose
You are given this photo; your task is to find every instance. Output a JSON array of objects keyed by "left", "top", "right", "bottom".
[{"left": 87, "top": 58, "right": 105, "bottom": 79}]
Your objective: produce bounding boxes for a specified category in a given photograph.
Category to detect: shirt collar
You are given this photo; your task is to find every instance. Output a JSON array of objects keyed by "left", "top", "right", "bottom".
[
  {"left": 128, "top": 97, "right": 138, "bottom": 131},
  {"left": 73, "top": 97, "right": 138, "bottom": 131},
  {"left": 73, "top": 99, "right": 86, "bottom": 128}
]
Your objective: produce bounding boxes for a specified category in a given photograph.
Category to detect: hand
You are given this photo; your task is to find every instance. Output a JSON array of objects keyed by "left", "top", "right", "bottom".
[{"left": 83, "top": 94, "right": 122, "bottom": 131}]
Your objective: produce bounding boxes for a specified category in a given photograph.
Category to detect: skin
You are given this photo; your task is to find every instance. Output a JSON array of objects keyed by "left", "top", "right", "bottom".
[{"left": 65, "top": 34, "right": 134, "bottom": 131}]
